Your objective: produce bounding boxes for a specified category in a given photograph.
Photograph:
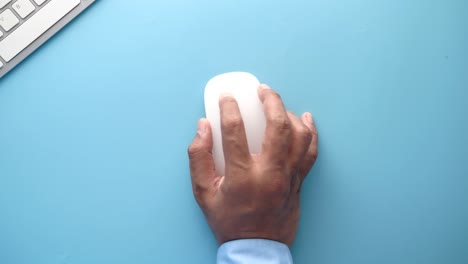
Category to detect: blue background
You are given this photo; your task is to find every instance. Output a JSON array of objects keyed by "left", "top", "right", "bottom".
[{"left": 1, "top": 0, "right": 467, "bottom": 263}]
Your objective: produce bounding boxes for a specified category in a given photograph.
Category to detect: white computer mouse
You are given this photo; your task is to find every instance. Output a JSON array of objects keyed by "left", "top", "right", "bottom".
[{"left": 205, "top": 72, "right": 266, "bottom": 175}]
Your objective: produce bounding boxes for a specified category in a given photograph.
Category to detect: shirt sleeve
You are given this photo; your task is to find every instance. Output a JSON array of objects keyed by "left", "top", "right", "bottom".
[{"left": 217, "top": 239, "right": 293, "bottom": 264}]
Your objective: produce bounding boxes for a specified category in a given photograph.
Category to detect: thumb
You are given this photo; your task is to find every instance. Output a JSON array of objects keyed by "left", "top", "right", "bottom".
[{"left": 188, "top": 119, "right": 217, "bottom": 198}]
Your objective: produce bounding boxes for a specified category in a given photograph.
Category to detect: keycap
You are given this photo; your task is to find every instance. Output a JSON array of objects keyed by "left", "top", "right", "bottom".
[
  {"left": 12, "top": 0, "right": 36, "bottom": 19},
  {"left": 0, "top": 9, "right": 20, "bottom": 32},
  {"left": 0, "top": 0, "right": 12, "bottom": 9},
  {"left": 33, "top": 0, "right": 46, "bottom": 5},
  {"left": 0, "top": 0, "right": 79, "bottom": 62}
]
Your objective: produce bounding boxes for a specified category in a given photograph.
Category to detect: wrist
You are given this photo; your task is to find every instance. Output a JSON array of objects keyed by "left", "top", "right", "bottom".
[{"left": 216, "top": 231, "right": 288, "bottom": 247}]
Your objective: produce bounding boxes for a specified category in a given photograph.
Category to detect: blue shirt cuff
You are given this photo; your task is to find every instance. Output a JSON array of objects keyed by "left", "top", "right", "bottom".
[{"left": 217, "top": 239, "right": 293, "bottom": 264}]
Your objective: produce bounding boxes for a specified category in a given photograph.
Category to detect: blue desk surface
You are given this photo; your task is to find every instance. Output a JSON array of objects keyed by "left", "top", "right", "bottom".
[{"left": 1, "top": 1, "right": 467, "bottom": 263}]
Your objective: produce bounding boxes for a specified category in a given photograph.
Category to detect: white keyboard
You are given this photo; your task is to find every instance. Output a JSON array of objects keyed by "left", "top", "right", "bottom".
[{"left": 0, "top": 0, "right": 94, "bottom": 78}]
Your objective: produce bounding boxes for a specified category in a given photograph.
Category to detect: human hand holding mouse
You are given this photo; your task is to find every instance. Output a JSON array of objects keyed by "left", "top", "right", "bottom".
[{"left": 188, "top": 84, "right": 318, "bottom": 246}]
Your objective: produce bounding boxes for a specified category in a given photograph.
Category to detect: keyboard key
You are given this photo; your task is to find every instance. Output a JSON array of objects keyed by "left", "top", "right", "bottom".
[
  {"left": 0, "top": 60, "right": 3, "bottom": 68},
  {"left": 0, "top": 0, "right": 12, "bottom": 9},
  {"left": 33, "top": 0, "right": 45, "bottom": 5},
  {"left": 0, "top": 9, "right": 19, "bottom": 32},
  {"left": 12, "top": 0, "right": 35, "bottom": 19},
  {"left": 0, "top": 0, "right": 79, "bottom": 62}
]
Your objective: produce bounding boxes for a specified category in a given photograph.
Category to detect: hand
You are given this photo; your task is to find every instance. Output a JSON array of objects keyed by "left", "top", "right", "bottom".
[{"left": 188, "top": 84, "right": 318, "bottom": 247}]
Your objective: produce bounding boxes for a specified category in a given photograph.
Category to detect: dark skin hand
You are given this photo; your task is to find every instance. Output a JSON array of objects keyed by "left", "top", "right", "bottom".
[{"left": 188, "top": 84, "right": 318, "bottom": 247}]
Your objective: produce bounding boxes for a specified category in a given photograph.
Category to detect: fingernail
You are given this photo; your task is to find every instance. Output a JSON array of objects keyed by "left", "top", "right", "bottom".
[
  {"left": 306, "top": 113, "right": 313, "bottom": 124},
  {"left": 219, "top": 92, "right": 234, "bottom": 100},
  {"left": 259, "top": 84, "right": 271, "bottom": 90},
  {"left": 197, "top": 119, "right": 207, "bottom": 137}
]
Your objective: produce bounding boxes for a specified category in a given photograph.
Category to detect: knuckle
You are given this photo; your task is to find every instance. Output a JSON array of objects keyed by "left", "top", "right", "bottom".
[
  {"left": 192, "top": 184, "right": 209, "bottom": 207},
  {"left": 192, "top": 184, "right": 204, "bottom": 198},
  {"left": 222, "top": 116, "right": 243, "bottom": 130},
  {"left": 298, "top": 126, "right": 313, "bottom": 143},
  {"left": 311, "top": 149, "right": 319, "bottom": 161},
  {"left": 270, "top": 116, "right": 291, "bottom": 131},
  {"left": 187, "top": 144, "right": 202, "bottom": 159},
  {"left": 305, "top": 149, "right": 318, "bottom": 165},
  {"left": 312, "top": 129, "right": 319, "bottom": 138}
]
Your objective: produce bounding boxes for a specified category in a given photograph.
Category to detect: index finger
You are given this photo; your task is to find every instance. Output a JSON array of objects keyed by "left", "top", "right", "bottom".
[
  {"left": 258, "top": 84, "right": 291, "bottom": 164},
  {"left": 219, "top": 94, "right": 251, "bottom": 172}
]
